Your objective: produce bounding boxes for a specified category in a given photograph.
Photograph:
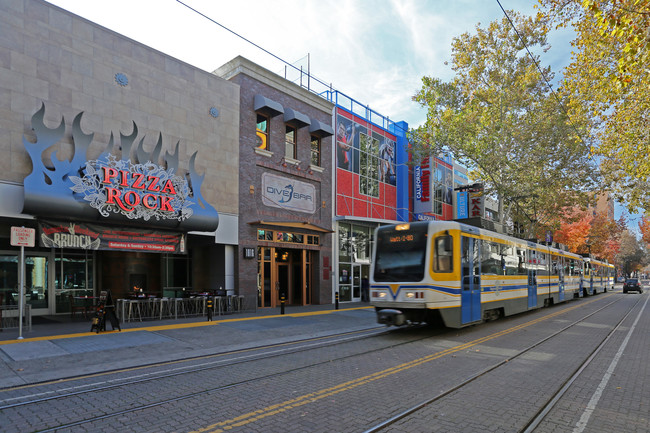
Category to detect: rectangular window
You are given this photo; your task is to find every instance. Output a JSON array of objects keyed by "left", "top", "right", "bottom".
[
  {"left": 359, "top": 133, "right": 380, "bottom": 198},
  {"left": 310, "top": 135, "right": 321, "bottom": 167},
  {"left": 431, "top": 164, "right": 452, "bottom": 216},
  {"left": 256, "top": 114, "right": 269, "bottom": 150},
  {"left": 285, "top": 125, "right": 296, "bottom": 159},
  {"left": 433, "top": 235, "right": 453, "bottom": 273},
  {"left": 373, "top": 223, "right": 429, "bottom": 282}
]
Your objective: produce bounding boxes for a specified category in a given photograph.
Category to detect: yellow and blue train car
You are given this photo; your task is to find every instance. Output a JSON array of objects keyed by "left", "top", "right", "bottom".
[
  {"left": 581, "top": 257, "right": 615, "bottom": 296},
  {"left": 370, "top": 221, "right": 599, "bottom": 328}
]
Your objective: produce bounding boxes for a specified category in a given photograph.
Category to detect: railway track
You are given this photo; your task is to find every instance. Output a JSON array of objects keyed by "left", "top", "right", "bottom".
[
  {"left": 363, "top": 295, "right": 644, "bottom": 432},
  {"left": 0, "top": 325, "right": 444, "bottom": 432},
  {"left": 1, "top": 293, "right": 642, "bottom": 433}
]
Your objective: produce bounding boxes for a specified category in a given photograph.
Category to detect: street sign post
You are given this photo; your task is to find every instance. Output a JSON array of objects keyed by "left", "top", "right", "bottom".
[{"left": 10, "top": 226, "right": 35, "bottom": 340}]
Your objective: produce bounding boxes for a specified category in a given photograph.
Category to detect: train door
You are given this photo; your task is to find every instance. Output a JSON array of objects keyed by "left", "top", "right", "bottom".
[
  {"left": 461, "top": 236, "right": 481, "bottom": 324},
  {"left": 557, "top": 256, "right": 565, "bottom": 302},
  {"left": 528, "top": 250, "right": 538, "bottom": 309}
]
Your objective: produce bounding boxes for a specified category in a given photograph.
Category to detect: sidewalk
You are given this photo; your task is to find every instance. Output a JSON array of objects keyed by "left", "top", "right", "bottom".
[
  {"left": 0, "top": 302, "right": 377, "bottom": 388},
  {"left": 0, "top": 302, "right": 371, "bottom": 341}
]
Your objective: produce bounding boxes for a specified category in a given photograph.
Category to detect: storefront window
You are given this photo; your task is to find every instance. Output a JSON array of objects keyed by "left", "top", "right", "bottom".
[
  {"left": 0, "top": 255, "right": 18, "bottom": 306},
  {"left": 55, "top": 251, "right": 93, "bottom": 314},
  {"left": 339, "top": 223, "right": 352, "bottom": 262},
  {"left": 0, "top": 254, "right": 49, "bottom": 309},
  {"left": 258, "top": 247, "right": 272, "bottom": 308},
  {"left": 161, "top": 253, "right": 191, "bottom": 297},
  {"left": 352, "top": 225, "right": 371, "bottom": 262}
]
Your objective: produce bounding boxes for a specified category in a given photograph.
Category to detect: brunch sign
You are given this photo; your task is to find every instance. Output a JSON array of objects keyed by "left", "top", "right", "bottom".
[{"left": 22, "top": 103, "right": 219, "bottom": 231}]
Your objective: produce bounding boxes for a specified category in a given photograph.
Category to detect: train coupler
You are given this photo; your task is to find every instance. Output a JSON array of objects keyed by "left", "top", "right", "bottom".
[{"left": 377, "top": 309, "right": 406, "bottom": 326}]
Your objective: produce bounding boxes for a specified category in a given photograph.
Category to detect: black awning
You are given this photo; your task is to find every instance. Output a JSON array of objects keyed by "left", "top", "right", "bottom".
[
  {"left": 254, "top": 94, "right": 284, "bottom": 117},
  {"left": 309, "top": 119, "right": 335, "bottom": 137},
  {"left": 284, "top": 108, "right": 311, "bottom": 128}
]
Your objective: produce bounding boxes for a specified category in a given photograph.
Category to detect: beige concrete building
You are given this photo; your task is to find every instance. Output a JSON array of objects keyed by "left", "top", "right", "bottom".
[{"left": 0, "top": 0, "right": 240, "bottom": 316}]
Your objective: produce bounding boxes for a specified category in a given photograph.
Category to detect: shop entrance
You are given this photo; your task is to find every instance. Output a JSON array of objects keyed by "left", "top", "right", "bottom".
[
  {"left": 258, "top": 247, "right": 311, "bottom": 308},
  {"left": 338, "top": 263, "right": 369, "bottom": 302}
]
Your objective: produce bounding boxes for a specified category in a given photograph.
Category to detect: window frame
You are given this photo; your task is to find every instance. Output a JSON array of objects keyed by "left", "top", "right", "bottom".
[
  {"left": 256, "top": 113, "right": 269, "bottom": 150},
  {"left": 358, "top": 132, "right": 380, "bottom": 198},
  {"left": 285, "top": 124, "right": 297, "bottom": 159},
  {"left": 433, "top": 235, "right": 454, "bottom": 273},
  {"left": 310, "top": 135, "right": 321, "bottom": 167}
]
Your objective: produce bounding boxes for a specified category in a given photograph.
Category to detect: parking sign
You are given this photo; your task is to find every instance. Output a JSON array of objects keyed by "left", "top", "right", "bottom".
[{"left": 10, "top": 226, "right": 35, "bottom": 247}]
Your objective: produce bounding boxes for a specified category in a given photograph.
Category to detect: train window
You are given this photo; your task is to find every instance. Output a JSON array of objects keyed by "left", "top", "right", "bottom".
[
  {"left": 480, "top": 241, "right": 501, "bottom": 275},
  {"left": 434, "top": 235, "right": 453, "bottom": 273},
  {"left": 552, "top": 257, "right": 560, "bottom": 275},
  {"left": 373, "top": 223, "right": 428, "bottom": 282},
  {"left": 516, "top": 248, "right": 527, "bottom": 275}
]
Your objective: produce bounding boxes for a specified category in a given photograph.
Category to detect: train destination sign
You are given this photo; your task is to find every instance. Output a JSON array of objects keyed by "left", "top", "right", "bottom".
[{"left": 389, "top": 234, "right": 415, "bottom": 243}]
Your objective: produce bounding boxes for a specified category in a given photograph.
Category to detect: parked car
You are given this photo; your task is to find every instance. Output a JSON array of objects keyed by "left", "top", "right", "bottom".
[{"left": 623, "top": 278, "right": 643, "bottom": 294}]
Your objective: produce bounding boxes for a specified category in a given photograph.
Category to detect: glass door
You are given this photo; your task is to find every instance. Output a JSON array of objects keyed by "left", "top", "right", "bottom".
[
  {"left": 352, "top": 264, "right": 362, "bottom": 301},
  {"left": 55, "top": 250, "right": 94, "bottom": 314},
  {"left": 0, "top": 253, "right": 50, "bottom": 313},
  {"left": 338, "top": 263, "right": 352, "bottom": 302}
]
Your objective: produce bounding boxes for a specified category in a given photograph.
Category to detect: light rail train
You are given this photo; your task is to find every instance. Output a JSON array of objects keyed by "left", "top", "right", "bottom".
[{"left": 370, "top": 221, "right": 615, "bottom": 328}]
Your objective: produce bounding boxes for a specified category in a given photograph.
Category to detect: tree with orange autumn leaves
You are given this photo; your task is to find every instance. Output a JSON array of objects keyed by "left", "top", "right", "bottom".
[
  {"left": 640, "top": 215, "right": 650, "bottom": 245},
  {"left": 552, "top": 208, "right": 624, "bottom": 263}
]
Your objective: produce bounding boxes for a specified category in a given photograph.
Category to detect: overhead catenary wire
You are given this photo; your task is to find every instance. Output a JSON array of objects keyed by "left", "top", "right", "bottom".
[
  {"left": 495, "top": 0, "right": 592, "bottom": 153},
  {"left": 174, "top": 0, "right": 410, "bottom": 136}
]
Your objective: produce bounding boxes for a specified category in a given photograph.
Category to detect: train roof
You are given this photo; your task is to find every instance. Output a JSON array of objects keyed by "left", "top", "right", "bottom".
[{"left": 378, "top": 220, "right": 590, "bottom": 260}]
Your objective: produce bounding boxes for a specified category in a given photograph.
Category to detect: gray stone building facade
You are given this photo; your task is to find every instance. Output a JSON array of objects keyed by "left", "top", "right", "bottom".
[
  {"left": 215, "top": 57, "right": 335, "bottom": 307},
  {"left": 0, "top": 0, "right": 240, "bottom": 315}
]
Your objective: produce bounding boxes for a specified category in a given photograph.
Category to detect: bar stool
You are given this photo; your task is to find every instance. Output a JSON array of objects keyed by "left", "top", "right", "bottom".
[
  {"left": 227, "top": 295, "right": 238, "bottom": 313},
  {"left": 125, "top": 299, "right": 142, "bottom": 322},
  {"left": 174, "top": 298, "right": 187, "bottom": 318},
  {"left": 159, "top": 298, "right": 172, "bottom": 319},
  {"left": 215, "top": 296, "right": 226, "bottom": 315}
]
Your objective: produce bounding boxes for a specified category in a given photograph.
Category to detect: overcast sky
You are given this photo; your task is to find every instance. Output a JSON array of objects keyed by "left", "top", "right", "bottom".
[{"left": 44, "top": 0, "right": 572, "bottom": 127}]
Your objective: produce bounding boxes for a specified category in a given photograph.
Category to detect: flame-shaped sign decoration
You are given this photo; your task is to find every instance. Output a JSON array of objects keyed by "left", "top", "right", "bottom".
[{"left": 22, "top": 103, "right": 219, "bottom": 232}]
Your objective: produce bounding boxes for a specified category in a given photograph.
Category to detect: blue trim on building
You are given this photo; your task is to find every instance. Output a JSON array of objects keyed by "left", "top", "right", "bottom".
[{"left": 391, "top": 120, "right": 410, "bottom": 222}]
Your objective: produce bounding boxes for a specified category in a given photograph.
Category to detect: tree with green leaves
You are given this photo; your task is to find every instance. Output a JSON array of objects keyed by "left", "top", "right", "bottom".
[
  {"left": 411, "top": 11, "right": 600, "bottom": 237},
  {"left": 538, "top": 0, "right": 650, "bottom": 213}
]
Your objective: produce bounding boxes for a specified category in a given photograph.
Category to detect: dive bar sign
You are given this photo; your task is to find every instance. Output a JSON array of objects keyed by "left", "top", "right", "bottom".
[
  {"left": 38, "top": 221, "right": 185, "bottom": 253},
  {"left": 262, "top": 172, "right": 316, "bottom": 213}
]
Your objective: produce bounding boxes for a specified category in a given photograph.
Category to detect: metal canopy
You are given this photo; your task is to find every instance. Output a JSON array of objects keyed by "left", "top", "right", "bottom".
[{"left": 254, "top": 94, "right": 284, "bottom": 117}]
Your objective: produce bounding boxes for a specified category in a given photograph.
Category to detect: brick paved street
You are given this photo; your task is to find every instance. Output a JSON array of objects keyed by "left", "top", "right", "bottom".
[{"left": 1, "top": 292, "right": 649, "bottom": 432}]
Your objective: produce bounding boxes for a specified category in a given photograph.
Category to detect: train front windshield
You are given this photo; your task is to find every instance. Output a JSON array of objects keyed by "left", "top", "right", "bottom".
[{"left": 373, "top": 224, "right": 428, "bottom": 282}]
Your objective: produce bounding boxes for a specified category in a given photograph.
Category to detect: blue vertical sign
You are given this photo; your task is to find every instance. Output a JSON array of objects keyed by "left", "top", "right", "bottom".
[{"left": 457, "top": 192, "right": 468, "bottom": 219}]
